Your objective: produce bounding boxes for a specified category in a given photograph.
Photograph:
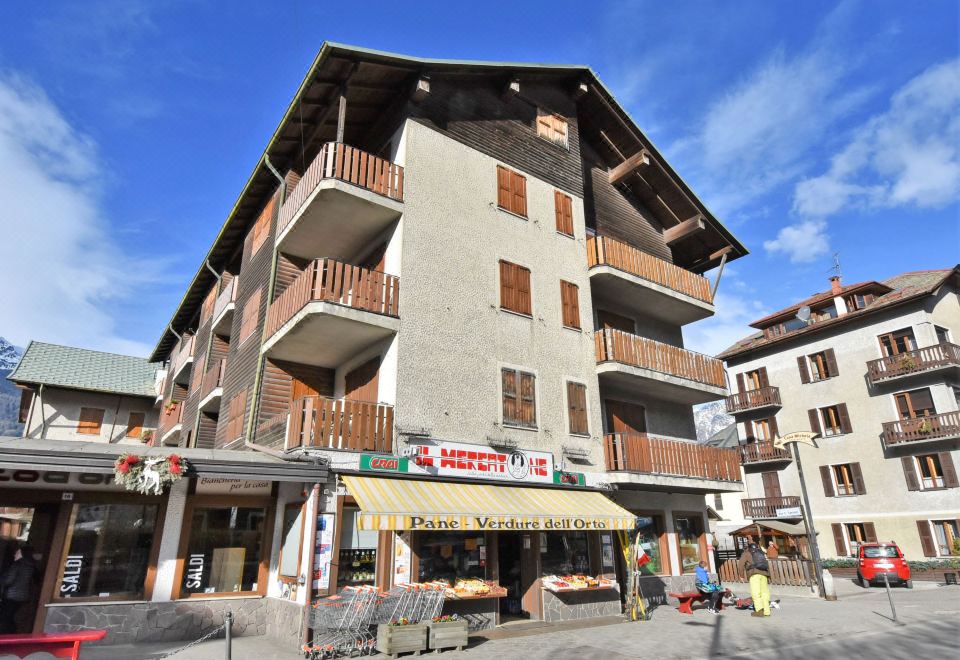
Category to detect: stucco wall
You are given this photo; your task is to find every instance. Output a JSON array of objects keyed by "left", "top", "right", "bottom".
[{"left": 23, "top": 387, "right": 158, "bottom": 444}]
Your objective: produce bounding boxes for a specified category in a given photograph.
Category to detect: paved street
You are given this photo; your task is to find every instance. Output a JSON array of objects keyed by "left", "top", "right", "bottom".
[{"left": 69, "top": 581, "right": 960, "bottom": 660}]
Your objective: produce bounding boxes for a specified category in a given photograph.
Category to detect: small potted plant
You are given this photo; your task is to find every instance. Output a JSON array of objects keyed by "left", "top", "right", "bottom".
[
  {"left": 427, "top": 614, "right": 468, "bottom": 652},
  {"left": 898, "top": 354, "right": 918, "bottom": 372},
  {"left": 141, "top": 430, "right": 155, "bottom": 446},
  {"left": 376, "top": 617, "right": 427, "bottom": 657},
  {"left": 917, "top": 419, "right": 934, "bottom": 434}
]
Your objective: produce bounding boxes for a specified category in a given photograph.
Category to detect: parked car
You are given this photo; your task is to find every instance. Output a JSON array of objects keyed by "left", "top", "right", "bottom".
[{"left": 857, "top": 542, "right": 912, "bottom": 588}]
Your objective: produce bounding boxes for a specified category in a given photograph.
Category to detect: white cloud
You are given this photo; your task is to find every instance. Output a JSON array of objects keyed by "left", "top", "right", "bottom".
[
  {"left": 684, "top": 286, "right": 768, "bottom": 358},
  {"left": 763, "top": 219, "right": 830, "bottom": 264},
  {"left": 0, "top": 73, "right": 159, "bottom": 355}
]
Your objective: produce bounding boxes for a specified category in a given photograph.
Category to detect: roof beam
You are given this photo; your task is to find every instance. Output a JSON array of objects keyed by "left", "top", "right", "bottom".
[
  {"left": 502, "top": 77, "right": 520, "bottom": 100},
  {"left": 608, "top": 149, "right": 651, "bottom": 186},
  {"left": 663, "top": 214, "right": 706, "bottom": 245},
  {"left": 411, "top": 77, "right": 431, "bottom": 104}
]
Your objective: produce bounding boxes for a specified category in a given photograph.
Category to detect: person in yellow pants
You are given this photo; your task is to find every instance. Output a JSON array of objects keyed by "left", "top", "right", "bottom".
[{"left": 737, "top": 542, "right": 772, "bottom": 617}]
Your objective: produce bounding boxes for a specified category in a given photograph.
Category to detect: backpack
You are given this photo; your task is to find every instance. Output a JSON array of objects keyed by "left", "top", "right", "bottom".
[{"left": 747, "top": 547, "right": 769, "bottom": 572}]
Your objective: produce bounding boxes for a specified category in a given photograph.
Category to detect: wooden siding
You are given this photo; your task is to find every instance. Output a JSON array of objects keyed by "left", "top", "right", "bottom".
[
  {"left": 286, "top": 396, "right": 393, "bottom": 453},
  {"left": 594, "top": 329, "right": 726, "bottom": 388},
  {"left": 719, "top": 558, "right": 816, "bottom": 587},
  {"left": 256, "top": 359, "right": 334, "bottom": 450},
  {"left": 741, "top": 496, "right": 803, "bottom": 519},
  {"left": 603, "top": 433, "right": 740, "bottom": 481}
]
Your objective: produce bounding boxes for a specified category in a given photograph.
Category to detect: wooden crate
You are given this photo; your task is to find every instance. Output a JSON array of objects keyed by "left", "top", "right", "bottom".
[
  {"left": 376, "top": 623, "right": 428, "bottom": 657},
  {"left": 428, "top": 619, "right": 469, "bottom": 651}
]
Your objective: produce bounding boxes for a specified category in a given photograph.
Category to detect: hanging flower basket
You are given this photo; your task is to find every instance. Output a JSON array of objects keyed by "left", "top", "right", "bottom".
[{"left": 114, "top": 453, "right": 188, "bottom": 495}]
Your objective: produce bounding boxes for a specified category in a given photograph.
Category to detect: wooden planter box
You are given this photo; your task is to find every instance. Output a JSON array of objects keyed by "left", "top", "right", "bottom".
[
  {"left": 376, "top": 623, "right": 428, "bottom": 657},
  {"left": 428, "top": 619, "right": 469, "bottom": 651}
]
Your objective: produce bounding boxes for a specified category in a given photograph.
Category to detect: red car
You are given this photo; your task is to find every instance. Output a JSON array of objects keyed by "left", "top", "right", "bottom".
[{"left": 857, "top": 542, "right": 912, "bottom": 588}]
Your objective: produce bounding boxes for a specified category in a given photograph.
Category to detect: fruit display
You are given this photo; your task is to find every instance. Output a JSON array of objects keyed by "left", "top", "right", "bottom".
[
  {"left": 444, "top": 579, "right": 507, "bottom": 599},
  {"left": 541, "top": 574, "right": 614, "bottom": 592}
]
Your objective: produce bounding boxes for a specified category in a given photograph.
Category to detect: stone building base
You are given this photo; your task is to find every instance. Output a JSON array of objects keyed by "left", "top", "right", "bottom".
[{"left": 541, "top": 587, "right": 621, "bottom": 622}]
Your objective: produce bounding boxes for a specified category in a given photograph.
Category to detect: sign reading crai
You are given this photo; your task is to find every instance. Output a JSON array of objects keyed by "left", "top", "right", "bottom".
[
  {"left": 400, "top": 440, "right": 554, "bottom": 484},
  {"left": 195, "top": 478, "right": 271, "bottom": 496}
]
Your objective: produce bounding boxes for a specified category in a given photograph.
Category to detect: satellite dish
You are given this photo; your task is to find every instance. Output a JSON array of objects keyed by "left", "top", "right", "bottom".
[{"left": 797, "top": 306, "right": 812, "bottom": 323}]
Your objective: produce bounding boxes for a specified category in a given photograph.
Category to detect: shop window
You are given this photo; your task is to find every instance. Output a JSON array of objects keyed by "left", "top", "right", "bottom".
[
  {"left": 416, "top": 531, "right": 486, "bottom": 585},
  {"left": 634, "top": 516, "right": 665, "bottom": 575},
  {"left": 673, "top": 513, "right": 704, "bottom": 574},
  {"left": 181, "top": 506, "right": 267, "bottom": 596},
  {"left": 338, "top": 507, "right": 379, "bottom": 588},
  {"left": 76, "top": 407, "right": 104, "bottom": 435},
  {"left": 56, "top": 503, "right": 160, "bottom": 600},
  {"left": 540, "top": 531, "right": 590, "bottom": 575},
  {"left": 278, "top": 502, "right": 305, "bottom": 582}
]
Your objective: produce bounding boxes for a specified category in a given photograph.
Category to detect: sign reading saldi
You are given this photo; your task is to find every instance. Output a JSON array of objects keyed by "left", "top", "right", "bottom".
[{"left": 399, "top": 440, "right": 554, "bottom": 484}]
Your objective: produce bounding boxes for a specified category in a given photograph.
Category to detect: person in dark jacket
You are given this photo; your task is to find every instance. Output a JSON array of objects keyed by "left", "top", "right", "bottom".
[
  {"left": 0, "top": 544, "right": 36, "bottom": 633},
  {"left": 737, "top": 542, "right": 771, "bottom": 617}
]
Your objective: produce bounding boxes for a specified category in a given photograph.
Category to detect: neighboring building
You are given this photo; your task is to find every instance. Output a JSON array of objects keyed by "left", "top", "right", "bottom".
[
  {"left": 717, "top": 269, "right": 960, "bottom": 562},
  {"left": 2, "top": 43, "right": 748, "bottom": 644}
]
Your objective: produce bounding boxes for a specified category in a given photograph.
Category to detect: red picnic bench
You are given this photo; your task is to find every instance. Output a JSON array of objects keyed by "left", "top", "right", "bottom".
[
  {"left": 668, "top": 589, "right": 732, "bottom": 615},
  {"left": 0, "top": 629, "right": 107, "bottom": 659}
]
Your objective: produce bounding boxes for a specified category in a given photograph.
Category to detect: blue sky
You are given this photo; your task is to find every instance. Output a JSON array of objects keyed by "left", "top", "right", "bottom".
[{"left": 0, "top": 0, "right": 957, "bottom": 357}]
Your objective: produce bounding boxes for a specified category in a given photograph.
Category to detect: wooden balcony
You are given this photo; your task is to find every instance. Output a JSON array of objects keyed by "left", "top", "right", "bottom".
[
  {"left": 276, "top": 142, "right": 404, "bottom": 260},
  {"left": 286, "top": 396, "right": 393, "bottom": 453},
  {"left": 595, "top": 329, "right": 727, "bottom": 404},
  {"left": 586, "top": 235, "right": 714, "bottom": 325},
  {"left": 725, "top": 386, "right": 782, "bottom": 414},
  {"left": 211, "top": 277, "right": 238, "bottom": 336},
  {"left": 169, "top": 335, "right": 195, "bottom": 385},
  {"left": 866, "top": 343, "right": 960, "bottom": 385},
  {"left": 881, "top": 411, "right": 960, "bottom": 447},
  {"left": 603, "top": 433, "right": 741, "bottom": 489},
  {"left": 157, "top": 400, "right": 184, "bottom": 445},
  {"left": 742, "top": 496, "right": 803, "bottom": 519},
  {"left": 198, "top": 359, "right": 226, "bottom": 413},
  {"left": 739, "top": 441, "right": 792, "bottom": 465},
  {"left": 263, "top": 259, "right": 400, "bottom": 367}
]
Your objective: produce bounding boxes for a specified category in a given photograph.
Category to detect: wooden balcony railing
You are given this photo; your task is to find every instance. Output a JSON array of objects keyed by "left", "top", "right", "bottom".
[
  {"left": 212, "top": 277, "right": 238, "bottom": 322},
  {"left": 595, "top": 329, "right": 726, "bottom": 389},
  {"left": 867, "top": 343, "right": 960, "bottom": 384},
  {"left": 277, "top": 142, "right": 404, "bottom": 236},
  {"left": 603, "top": 433, "right": 741, "bottom": 482},
  {"left": 170, "top": 335, "right": 195, "bottom": 376},
  {"left": 881, "top": 411, "right": 960, "bottom": 446},
  {"left": 158, "top": 400, "right": 183, "bottom": 437},
  {"left": 586, "top": 235, "right": 713, "bottom": 303},
  {"left": 742, "top": 496, "right": 802, "bottom": 519},
  {"left": 265, "top": 259, "right": 400, "bottom": 338},
  {"left": 739, "top": 442, "right": 792, "bottom": 464},
  {"left": 725, "top": 386, "right": 782, "bottom": 413},
  {"left": 286, "top": 396, "right": 393, "bottom": 453},
  {"left": 200, "top": 359, "right": 226, "bottom": 400}
]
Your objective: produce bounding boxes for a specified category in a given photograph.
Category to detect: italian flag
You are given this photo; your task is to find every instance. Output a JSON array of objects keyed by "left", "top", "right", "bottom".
[{"left": 636, "top": 542, "right": 651, "bottom": 568}]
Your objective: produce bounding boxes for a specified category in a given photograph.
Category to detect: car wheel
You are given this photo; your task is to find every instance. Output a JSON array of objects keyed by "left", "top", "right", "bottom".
[
  {"left": 858, "top": 574, "right": 869, "bottom": 588},
  {"left": 905, "top": 580, "right": 913, "bottom": 589}
]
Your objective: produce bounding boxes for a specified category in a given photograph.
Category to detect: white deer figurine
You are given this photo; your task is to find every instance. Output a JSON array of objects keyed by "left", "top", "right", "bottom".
[{"left": 138, "top": 457, "right": 165, "bottom": 495}]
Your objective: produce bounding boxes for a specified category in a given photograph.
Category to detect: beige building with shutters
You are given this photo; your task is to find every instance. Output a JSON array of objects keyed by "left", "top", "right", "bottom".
[{"left": 715, "top": 268, "right": 960, "bottom": 561}]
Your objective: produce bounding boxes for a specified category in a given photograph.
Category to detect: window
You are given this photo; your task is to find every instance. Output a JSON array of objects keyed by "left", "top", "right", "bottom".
[
  {"left": 798, "top": 349, "right": 838, "bottom": 383},
  {"left": 554, "top": 191, "right": 574, "bottom": 236},
  {"left": 761, "top": 471, "right": 782, "bottom": 498},
  {"left": 499, "top": 260, "right": 532, "bottom": 316},
  {"left": 935, "top": 325, "right": 951, "bottom": 345},
  {"left": 560, "top": 280, "right": 580, "bottom": 329},
  {"left": 249, "top": 197, "right": 275, "bottom": 256},
  {"left": 674, "top": 513, "right": 705, "bottom": 573},
  {"left": 634, "top": 515, "right": 665, "bottom": 575},
  {"left": 278, "top": 502, "right": 305, "bottom": 581},
  {"left": 830, "top": 463, "right": 865, "bottom": 496},
  {"left": 57, "top": 503, "right": 160, "bottom": 600},
  {"left": 416, "top": 531, "right": 485, "bottom": 584},
  {"left": 238, "top": 286, "right": 262, "bottom": 344},
  {"left": 744, "top": 369, "right": 763, "bottom": 390},
  {"left": 496, "top": 165, "right": 527, "bottom": 217},
  {"left": 903, "top": 453, "right": 958, "bottom": 491},
  {"left": 181, "top": 505, "right": 268, "bottom": 596},
  {"left": 76, "top": 407, "right": 105, "bottom": 436},
  {"left": 810, "top": 403, "right": 851, "bottom": 436},
  {"left": 713, "top": 494, "right": 723, "bottom": 511},
  {"left": 845, "top": 292, "right": 875, "bottom": 311},
  {"left": 749, "top": 418, "right": 773, "bottom": 442},
  {"left": 536, "top": 108, "right": 568, "bottom": 148},
  {"left": 566, "top": 381, "right": 588, "bottom": 436},
  {"left": 895, "top": 388, "right": 935, "bottom": 420},
  {"left": 502, "top": 368, "right": 536, "bottom": 429},
  {"left": 338, "top": 507, "right": 379, "bottom": 587},
  {"left": 832, "top": 522, "right": 876, "bottom": 557},
  {"left": 878, "top": 328, "right": 915, "bottom": 357},
  {"left": 917, "top": 455, "right": 945, "bottom": 489},
  {"left": 811, "top": 306, "right": 837, "bottom": 322},
  {"left": 126, "top": 412, "right": 146, "bottom": 438},
  {"left": 930, "top": 520, "right": 959, "bottom": 557},
  {"left": 540, "top": 531, "right": 590, "bottom": 575}
]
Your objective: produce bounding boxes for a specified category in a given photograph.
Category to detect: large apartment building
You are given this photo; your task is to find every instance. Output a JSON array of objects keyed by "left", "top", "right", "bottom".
[
  {"left": 4, "top": 43, "right": 747, "bottom": 644},
  {"left": 715, "top": 269, "right": 960, "bottom": 561}
]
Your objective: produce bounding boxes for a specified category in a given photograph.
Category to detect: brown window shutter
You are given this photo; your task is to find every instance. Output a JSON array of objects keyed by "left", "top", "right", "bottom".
[
  {"left": 561, "top": 281, "right": 580, "bottom": 329},
  {"left": 797, "top": 356, "right": 811, "bottom": 384},
  {"left": 838, "top": 403, "right": 852, "bottom": 434},
  {"left": 820, "top": 465, "right": 835, "bottom": 497},
  {"left": 126, "top": 412, "right": 146, "bottom": 438},
  {"left": 502, "top": 369, "right": 518, "bottom": 425},
  {"left": 516, "top": 265, "right": 532, "bottom": 315},
  {"left": 77, "top": 407, "right": 105, "bottom": 435},
  {"left": 499, "top": 260, "right": 515, "bottom": 311},
  {"left": 758, "top": 367, "right": 770, "bottom": 388},
  {"left": 567, "top": 382, "right": 587, "bottom": 435},
  {"left": 512, "top": 171, "right": 527, "bottom": 217},
  {"left": 850, "top": 463, "right": 867, "bottom": 495},
  {"left": 901, "top": 457, "right": 921, "bottom": 491},
  {"left": 808, "top": 409, "right": 822, "bottom": 435},
  {"left": 939, "top": 452, "right": 959, "bottom": 488},
  {"left": 239, "top": 287, "right": 262, "bottom": 344},
  {"left": 769, "top": 415, "right": 779, "bottom": 440},
  {"left": 761, "top": 471, "right": 782, "bottom": 498},
  {"left": 863, "top": 522, "right": 877, "bottom": 543},
  {"left": 916, "top": 520, "right": 937, "bottom": 556},
  {"left": 519, "top": 372, "right": 536, "bottom": 427},
  {"left": 736, "top": 373, "right": 746, "bottom": 393},
  {"left": 497, "top": 166, "right": 511, "bottom": 211},
  {"left": 825, "top": 349, "right": 839, "bottom": 377},
  {"left": 831, "top": 524, "right": 847, "bottom": 555},
  {"left": 554, "top": 191, "right": 573, "bottom": 236}
]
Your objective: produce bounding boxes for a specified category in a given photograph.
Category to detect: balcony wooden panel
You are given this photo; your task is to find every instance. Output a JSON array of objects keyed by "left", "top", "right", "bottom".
[
  {"left": 881, "top": 411, "right": 960, "bottom": 447},
  {"left": 739, "top": 441, "right": 792, "bottom": 465},
  {"left": 587, "top": 235, "right": 712, "bottom": 302},
  {"left": 725, "top": 386, "right": 781, "bottom": 414},
  {"left": 741, "top": 496, "right": 802, "bottom": 519},
  {"left": 170, "top": 335, "right": 195, "bottom": 384},
  {"left": 157, "top": 400, "right": 184, "bottom": 444},
  {"left": 211, "top": 277, "right": 238, "bottom": 336},
  {"left": 286, "top": 396, "right": 393, "bottom": 453},
  {"left": 198, "top": 359, "right": 226, "bottom": 413},
  {"left": 604, "top": 433, "right": 741, "bottom": 482},
  {"left": 867, "top": 343, "right": 960, "bottom": 385}
]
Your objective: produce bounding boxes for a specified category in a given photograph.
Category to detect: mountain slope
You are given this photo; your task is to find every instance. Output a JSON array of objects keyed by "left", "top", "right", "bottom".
[
  {"left": 694, "top": 400, "right": 734, "bottom": 442},
  {"left": 0, "top": 337, "right": 24, "bottom": 436}
]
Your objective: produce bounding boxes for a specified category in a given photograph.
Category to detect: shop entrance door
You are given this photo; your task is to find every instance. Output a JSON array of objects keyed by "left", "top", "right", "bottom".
[
  {"left": 497, "top": 533, "right": 528, "bottom": 620},
  {"left": 0, "top": 502, "right": 58, "bottom": 634}
]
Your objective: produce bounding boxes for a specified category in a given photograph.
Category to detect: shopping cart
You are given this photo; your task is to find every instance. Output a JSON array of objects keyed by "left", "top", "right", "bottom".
[{"left": 305, "top": 585, "right": 379, "bottom": 658}]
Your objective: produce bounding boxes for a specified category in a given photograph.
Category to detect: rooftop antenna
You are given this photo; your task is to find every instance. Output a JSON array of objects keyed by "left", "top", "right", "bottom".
[{"left": 830, "top": 253, "right": 842, "bottom": 279}]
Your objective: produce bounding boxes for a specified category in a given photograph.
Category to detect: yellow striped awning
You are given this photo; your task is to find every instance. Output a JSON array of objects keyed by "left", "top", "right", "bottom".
[{"left": 342, "top": 475, "right": 635, "bottom": 531}]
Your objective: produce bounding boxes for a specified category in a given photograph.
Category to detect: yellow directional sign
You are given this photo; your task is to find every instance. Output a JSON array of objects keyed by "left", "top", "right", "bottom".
[{"left": 774, "top": 431, "right": 819, "bottom": 449}]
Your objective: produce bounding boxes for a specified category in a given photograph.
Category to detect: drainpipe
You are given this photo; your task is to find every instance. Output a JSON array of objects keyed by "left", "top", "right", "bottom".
[{"left": 204, "top": 259, "right": 222, "bottom": 286}]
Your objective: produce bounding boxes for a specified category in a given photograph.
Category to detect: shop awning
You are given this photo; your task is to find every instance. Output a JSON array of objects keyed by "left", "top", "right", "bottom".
[{"left": 342, "top": 475, "right": 635, "bottom": 531}]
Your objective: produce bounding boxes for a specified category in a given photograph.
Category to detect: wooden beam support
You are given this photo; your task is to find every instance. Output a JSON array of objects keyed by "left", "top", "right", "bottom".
[
  {"left": 502, "top": 78, "right": 520, "bottom": 100},
  {"left": 663, "top": 214, "right": 706, "bottom": 245},
  {"left": 608, "top": 149, "right": 651, "bottom": 186},
  {"left": 411, "top": 77, "right": 431, "bottom": 104},
  {"left": 573, "top": 81, "right": 590, "bottom": 100},
  {"left": 335, "top": 92, "right": 347, "bottom": 143},
  {"left": 708, "top": 245, "right": 734, "bottom": 261}
]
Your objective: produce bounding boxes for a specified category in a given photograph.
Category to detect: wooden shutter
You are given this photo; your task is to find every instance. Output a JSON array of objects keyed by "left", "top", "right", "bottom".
[
  {"left": 808, "top": 409, "right": 822, "bottom": 435},
  {"left": 496, "top": 166, "right": 527, "bottom": 217},
  {"left": 820, "top": 465, "right": 835, "bottom": 497},
  {"left": 825, "top": 349, "right": 839, "bottom": 377},
  {"left": 797, "top": 356, "right": 811, "bottom": 384},
  {"left": 837, "top": 403, "right": 852, "bottom": 434},
  {"left": 863, "top": 522, "right": 877, "bottom": 543},
  {"left": 77, "top": 407, "right": 104, "bottom": 435},
  {"left": 761, "top": 472, "right": 782, "bottom": 498},
  {"left": 345, "top": 357, "right": 380, "bottom": 403},
  {"left": 758, "top": 367, "right": 770, "bottom": 388},
  {"left": 736, "top": 373, "right": 746, "bottom": 393},
  {"left": 831, "top": 524, "right": 847, "bottom": 555},
  {"left": 512, "top": 171, "right": 527, "bottom": 217},
  {"left": 200, "top": 286, "right": 217, "bottom": 324},
  {"left": 249, "top": 196, "right": 275, "bottom": 256},
  {"left": 901, "top": 457, "right": 921, "bottom": 491},
  {"left": 939, "top": 452, "right": 959, "bottom": 488},
  {"left": 605, "top": 400, "right": 647, "bottom": 434},
  {"left": 226, "top": 388, "right": 247, "bottom": 443},
  {"left": 850, "top": 463, "right": 867, "bottom": 495},
  {"left": 497, "top": 166, "right": 512, "bottom": 211},
  {"left": 567, "top": 382, "right": 588, "bottom": 435},
  {"left": 239, "top": 286, "right": 262, "bottom": 343},
  {"left": 126, "top": 412, "right": 146, "bottom": 438},
  {"left": 554, "top": 191, "right": 574, "bottom": 236},
  {"left": 560, "top": 281, "right": 580, "bottom": 329},
  {"left": 502, "top": 369, "right": 518, "bottom": 425},
  {"left": 499, "top": 261, "right": 531, "bottom": 316},
  {"left": 769, "top": 415, "right": 780, "bottom": 440},
  {"left": 519, "top": 372, "right": 536, "bottom": 428},
  {"left": 916, "top": 520, "right": 937, "bottom": 556}
]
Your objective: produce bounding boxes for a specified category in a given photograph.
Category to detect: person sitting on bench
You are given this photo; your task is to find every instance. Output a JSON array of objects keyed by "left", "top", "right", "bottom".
[{"left": 695, "top": 560, "right": 723, "bottom": 614}]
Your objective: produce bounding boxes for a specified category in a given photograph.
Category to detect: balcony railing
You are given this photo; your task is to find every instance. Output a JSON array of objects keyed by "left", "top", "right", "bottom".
[
  {"left": 265, "top": 259, "right": 400, "bottom": 339},
  {"left": 157, "top": 400, "right": 183, "bottom": 438},
  {"left": 881, "top": 411, "right": 960, "bottom": 446},
  {"left": 866, "top": 343, "right": 960, "bottom": 385},
  {"left": 739, "top": 441, "right": 792, "bottom": 465},
  {"left": 286, "top": 396, "right": 393, "bottom": 453},
  {"left": 277, "top": 142, "right": 404, "bottom": 237},
  {"left": 212, "top": 277, "right": 238, "bottom": 322},
  {"left": 200, "top": 359, "right": 226, "bottom": 400},
  {"left": 170, "top": 335, "right": 195, "bottom": 377},
  {"left": 586, "top": 235, "right": 713, "bottom": 303},
  {"left": 595, "top": 329, "right": 726, "bottom": 389},
  {"left": 742, "top": 496, "right": 802, "bottom": 519},
  {"left": 725, "top": 386, "right": 782, "bottom": 414},
  {"left": 603, "top": 433, "right": 741, "bottom": 482}
]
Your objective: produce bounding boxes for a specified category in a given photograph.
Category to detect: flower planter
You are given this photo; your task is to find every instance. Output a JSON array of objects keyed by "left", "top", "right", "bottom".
[
  {"left": 427, "top": 619, "right": 469, "bottom": 651},
  {"left": 376, "top": 623, "right": 428, "bottom": 658}
]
